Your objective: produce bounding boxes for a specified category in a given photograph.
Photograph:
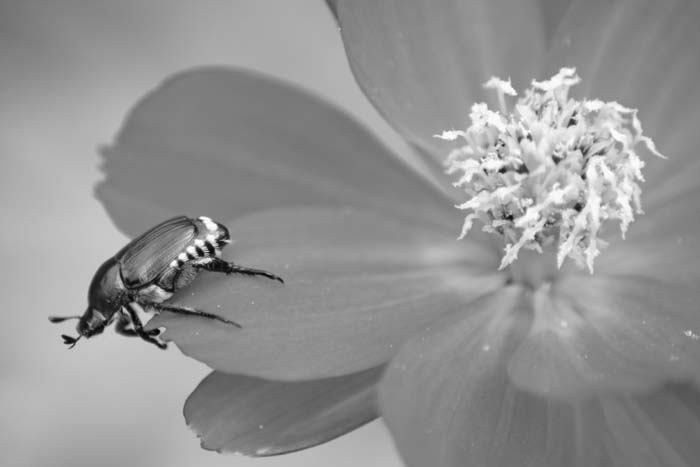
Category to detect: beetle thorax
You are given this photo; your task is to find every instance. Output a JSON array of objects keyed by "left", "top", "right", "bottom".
[{"left": 88, "top": 256, "right": 128, "bottom": 311}]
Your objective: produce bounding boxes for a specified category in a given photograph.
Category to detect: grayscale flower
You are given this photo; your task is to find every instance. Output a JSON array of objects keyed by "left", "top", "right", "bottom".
[{"left": 99, "top": 1, "right": 700, "bottom": 465}]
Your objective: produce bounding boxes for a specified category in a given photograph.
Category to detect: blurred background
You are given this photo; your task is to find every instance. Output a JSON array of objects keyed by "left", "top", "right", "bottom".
[{"left": 0, "top": 1, "right": 407, "bottom": 466}]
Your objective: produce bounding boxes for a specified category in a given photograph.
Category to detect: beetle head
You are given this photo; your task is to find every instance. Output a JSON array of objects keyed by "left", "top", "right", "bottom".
[
  {"left": 77, "top": 308, "right": 109, "bottom": 338},
  {"left": 49, "top": 307, "right": 110, "bottom": 348}
]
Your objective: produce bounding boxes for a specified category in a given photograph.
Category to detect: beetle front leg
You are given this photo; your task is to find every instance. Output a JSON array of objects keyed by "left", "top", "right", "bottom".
[
  {"left": 124, "top": 304, "right": 168, "bottom": 349},
  {"left": 114, "top": 314, "right": 161, "bottom": 338},
  {"left": 147, "top": 301, "right": 242, "bottom": 328},
  {"left": 195, "top": 257, "right": 284, "bottom": 283}
]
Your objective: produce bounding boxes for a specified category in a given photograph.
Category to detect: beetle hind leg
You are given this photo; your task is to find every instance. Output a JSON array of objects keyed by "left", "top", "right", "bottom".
[
  {"left": 195, "top": 257, "right": 284, "bottom": 283},
  {"left": 148, "top": 302, "right": 242, "bottom": 328}
]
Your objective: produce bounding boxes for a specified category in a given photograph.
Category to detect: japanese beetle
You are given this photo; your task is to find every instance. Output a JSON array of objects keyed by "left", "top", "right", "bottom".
[{"left": 49, "top": 216, "right": 283, "bottom": 349}]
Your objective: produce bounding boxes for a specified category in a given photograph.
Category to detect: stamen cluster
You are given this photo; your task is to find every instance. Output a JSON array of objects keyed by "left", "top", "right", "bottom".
[{"left": 439, "top": 68, "right": 664, "bottom": 272}]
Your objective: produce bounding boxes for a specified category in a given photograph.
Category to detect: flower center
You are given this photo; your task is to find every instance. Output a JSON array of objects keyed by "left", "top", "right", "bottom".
[{"left": 439, "top": 67, "right": 664, "bottom": 273}]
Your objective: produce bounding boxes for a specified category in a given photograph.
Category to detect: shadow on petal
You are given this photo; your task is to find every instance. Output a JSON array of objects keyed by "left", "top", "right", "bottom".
[
  {"left": 184, "top": 366, "right": 382, "bottom": 456},
  {"left": 97, "top": 66, "right": 455, "bottom": 238}
]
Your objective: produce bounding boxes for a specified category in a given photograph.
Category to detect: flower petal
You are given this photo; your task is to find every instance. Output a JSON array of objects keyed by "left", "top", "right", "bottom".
[
  {"left": 147, "top": 207, "right": 504, "bottom": 379},
  {"left": 97, "top": 67, "right": 455, "bottom": 238},
  {"left": 380, "top": 286, "right": 700, "bottom": 466},
  {"left": 380, "top": 287, "right": 541, "bottom": 467},
  {"left": 379, "top": 286, "right": 594, "bottom": 467},
  {"left": 508, "top": 275, "right": 700, "bottom": 400},
  {"left": 544, "top": 0, "right": 700, "bottom": 233},
  {"left": 597, "top": 185, "right": 700, "bottom": 282},
  {"left": 334, "top": 0, "right": 546, "bottom": 158},
  {"left": 184, "top": 366, "right": 381, "bottom": 456},
  {"left": 623, "top": 382, "right": 700, "bottom": 465},
  {"left": 545, "top": 0, "right": 700, "bottom": 181}
]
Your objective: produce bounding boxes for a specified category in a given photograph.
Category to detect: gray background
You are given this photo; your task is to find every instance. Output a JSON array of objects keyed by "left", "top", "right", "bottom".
[{"left": 0, "top": 1, "right": 406, "bottom": 466}]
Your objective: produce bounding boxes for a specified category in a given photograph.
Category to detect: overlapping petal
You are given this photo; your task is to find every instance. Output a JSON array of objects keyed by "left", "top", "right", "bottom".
[
  {"left": 333, "top": 0, "right": 546, "bottom": 158},
  {"left": 148, "top": 207, "right": 505, "bottom": 380},
  {"left": 508, "top": 275, "right": 700, "bottom": 400},
  {"left": 184, "top": 366, "right": 381, "bottom": 456},
  {"left": 380, "top": 287, "right": 700, "bottom": 467},
  {"left": 97, "top": 67, "right": 457, "bottom": 238}
]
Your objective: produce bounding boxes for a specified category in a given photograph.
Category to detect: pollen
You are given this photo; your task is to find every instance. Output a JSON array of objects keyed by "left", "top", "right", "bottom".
[{"left": 439, "top": 68, "right": 664, "bottom": 273}]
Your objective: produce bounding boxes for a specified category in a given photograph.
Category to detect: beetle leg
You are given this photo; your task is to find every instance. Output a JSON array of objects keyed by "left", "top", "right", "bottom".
[
  {"left": 195, "top": 257, "right": 284, "bottom": 283},
  {"left": 147, "top": 301, "right": 242, "bottom": 328},
  {"left": 124, "top": 304, "right": 168, "bottom": 349},
  {"left": 114, "top": 314, "right": 160, "bottom": 337}
]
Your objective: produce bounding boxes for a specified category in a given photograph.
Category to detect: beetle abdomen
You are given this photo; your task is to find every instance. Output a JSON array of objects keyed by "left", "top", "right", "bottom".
[
  {"left": 159, "top": 217, "right": 232, "bottom": 291},
  {"left": 169, "top": 216, "right": 231, "bottom": 270}
]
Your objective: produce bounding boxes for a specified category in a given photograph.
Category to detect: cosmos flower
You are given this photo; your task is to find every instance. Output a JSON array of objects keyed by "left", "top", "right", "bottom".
[{"left": 98, "top": 0, "right": 700, "bottom": 465}]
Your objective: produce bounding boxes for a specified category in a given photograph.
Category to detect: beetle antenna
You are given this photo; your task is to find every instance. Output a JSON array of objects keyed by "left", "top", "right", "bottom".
[
  {"left": 61, "top": 334, "right": 81, "bottom": 349},
  {"left": 48, "top": 315, "right": 81, "bottom": 323}
]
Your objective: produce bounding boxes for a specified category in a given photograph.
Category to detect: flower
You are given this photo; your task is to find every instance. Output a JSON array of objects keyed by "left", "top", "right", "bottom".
[
  {"left": 97, "top": 0, "right": 700, "bottom": 465},
  {"left": 440, "top": 67, "right": 664, "bottom": 273}
]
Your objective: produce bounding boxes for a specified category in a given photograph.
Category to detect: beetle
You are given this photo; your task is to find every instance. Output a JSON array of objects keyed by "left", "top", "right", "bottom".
[{"left": 49, "top": 216, "right": 283, "bottom": 349}]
